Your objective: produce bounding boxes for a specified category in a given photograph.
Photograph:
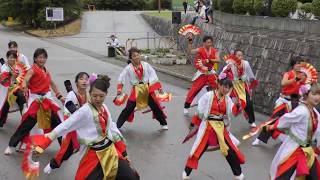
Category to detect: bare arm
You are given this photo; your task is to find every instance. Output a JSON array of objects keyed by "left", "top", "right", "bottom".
[
  {"left": 50, "top": 79, "right": 65, "bottom": 103},
  {"left": 281, "top": 73, "right": 295, "bottom": 87},
  {"left": 50, "top": 79, "right": 61, "bottom": 96},
  {"left": 187, "top": 40, "right": 199, "bottom": 55},
  {"left": 22, "top": 68, "right": 34, "bottom": 90}
]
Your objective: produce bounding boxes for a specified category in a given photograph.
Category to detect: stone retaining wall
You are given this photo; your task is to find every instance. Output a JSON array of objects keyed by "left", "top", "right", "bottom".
[
  {"left": 213, "top": 11, "right": 320, "bottom": 34},
  {"left": 141, "top": 13, "right": 320, "bottom": 114}
]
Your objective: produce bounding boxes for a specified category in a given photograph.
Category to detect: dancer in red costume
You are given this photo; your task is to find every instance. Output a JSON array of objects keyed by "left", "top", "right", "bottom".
[
  {"left": 267, "top": 83, "right": 320, "bottom": 179},
  {"left": 184, "top": 35, "right": 219, "bottom": 115},
  {"left": 116, "top": 48, "right": 168, "bottom": 130},
  {"left": 222, "top": 49, "right": 258, "bottom": 127},
  {"left": 182, "top": 74, "right": 245, "bottom": 180},
  {"left": 0, "top": 50, "right": 28, "bottom": 127},
  {"left": 4, "top": 48, "right": 65, "bottom": 155},
  {"left": 7, "top": 41, "right": 30, "bottom": 70},
  {"left": 43, "top": 72, "right": 89, "bottom": 173},
  {"left": 252, "top": 57, "right": 307, "bottom": 146},
  {"left": 22, "top": 75, "right": 138, "bottom": 180}
]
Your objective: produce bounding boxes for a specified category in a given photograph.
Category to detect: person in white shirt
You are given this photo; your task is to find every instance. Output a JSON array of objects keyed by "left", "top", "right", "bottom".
[
  {"left": 191, "top": 0, "right": 207, "bottom": 25},
  {"left": 107, "top": 35, "right": 120, "bottom": 48},
  {"left": 8, "top": 41, "right": 30, "bottom": 70}
]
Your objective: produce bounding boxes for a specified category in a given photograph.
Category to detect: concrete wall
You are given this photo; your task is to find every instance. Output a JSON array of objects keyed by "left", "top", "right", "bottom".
[
  {"left": 141, "top": 13, "right": 320, "bottom": 114},
  {"left": 213, "top": 11, "right": 320, "bottom": 34}
]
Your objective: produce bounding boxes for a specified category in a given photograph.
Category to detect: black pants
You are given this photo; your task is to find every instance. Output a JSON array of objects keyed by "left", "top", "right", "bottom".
[
  {"left": 117, "top": 95, "right": 167, "bottom": 128},
  {"left": 257, "top": 97, "right": 299, "bottom": 144},
  {"left": 183, "top": 2, "right": 188, "bottom": 14},
  {"left": 9, "top": 112, "right": 62, "bottom": 147},
  {"left": 50, "top": 138, "right": 74, "bottom": 169},
  {"left": 87, "top": 159, "right": 140, "bottom": 180},
  {"left": 244, "top": 90, "right": 255, "bottom": 124},
  {"left": 185, "top": 141, "right": 242, "bottom": 176},
  {"left": 0, "top": 90, "right": 26, "bottom": 127},
  {"left": 276, "top": 160, "right": 318, "bottom": 180},
  {"left": 191, "top": 16, "right": 198, "bottom": 25}
]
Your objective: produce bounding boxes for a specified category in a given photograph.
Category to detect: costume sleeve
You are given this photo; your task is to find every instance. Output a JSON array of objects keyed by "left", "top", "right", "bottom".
[
  {"left": 21, "top": 54, "right": 31, "bottom": 70},
  {"left": 117, "top": 66, "right": 129, "bottom": 92},
  {"left": 275, "top": 105, "right": 306, "bottom": 130},
  {"left": 0, "top": 66, "right": 11, "bottom": 87},
  {"left": 49, "top": 106, "right": 87, "bottom": 139},
  {"left": 192, "top": 92, "right": 211, "bottom": 126},
  {"left": 226, "top": 96, "right": 240, "bottom": 121},
  {"left": 194, "top": 58, "right": 209, "bottom": 73},
  {"left": 146, "top": 62, "right": 162, "bottom": 92}
]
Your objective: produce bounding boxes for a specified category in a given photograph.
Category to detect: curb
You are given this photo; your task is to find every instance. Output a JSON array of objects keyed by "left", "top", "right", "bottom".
[{"left": 115, "top": 56, "right": 192, "bottom": 82}]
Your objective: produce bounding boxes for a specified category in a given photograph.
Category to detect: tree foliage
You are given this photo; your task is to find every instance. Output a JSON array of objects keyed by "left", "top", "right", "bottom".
[
  {"left": 0, "top": 0, "right": 82, "bottom": 28},
  {"left": 271, "top": 0, "right": 298, "bottom": 17}
]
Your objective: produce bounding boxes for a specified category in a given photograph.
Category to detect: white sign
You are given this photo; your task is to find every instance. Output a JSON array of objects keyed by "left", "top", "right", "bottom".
[{"left": 46, "top": 7, "right": 64, "bottom": 21}]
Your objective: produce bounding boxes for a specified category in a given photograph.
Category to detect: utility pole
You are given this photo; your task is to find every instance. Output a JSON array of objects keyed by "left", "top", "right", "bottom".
[{"left": 158, "top": 0, "right": 161, "bottom": 13}]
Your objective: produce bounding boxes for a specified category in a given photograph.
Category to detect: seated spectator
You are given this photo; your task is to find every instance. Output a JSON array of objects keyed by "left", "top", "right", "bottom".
[{"left": 107, "top": 35, "right": 125, "bottom": 56}]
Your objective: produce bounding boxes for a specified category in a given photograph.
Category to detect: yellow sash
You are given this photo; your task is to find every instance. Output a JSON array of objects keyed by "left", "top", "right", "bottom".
[
  {"left": 208, "top": 121, "right": 229, "bottom": 156},
  {"left": 135, "top": 84, "right": 149, "bottom": 110},
  {"left": 37, "top": 101, "right": 51, "bottom": 129},
  {"left": 95, "top": 144, "right": 119, "bottom": 180},
  {"left": 7, "top": 86, "right": 17, "bottom": 108},
  {"left": 233, "top": 81, "right": 246, "bottom": 103}
]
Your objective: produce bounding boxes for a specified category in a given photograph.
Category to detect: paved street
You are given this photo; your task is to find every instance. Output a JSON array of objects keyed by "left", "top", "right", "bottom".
[
  {"left": 55, "top": 11, "right": 170, "bottom": 56},
  {"left": 0, "top": 12, "right": 277, "bottom": 180}
]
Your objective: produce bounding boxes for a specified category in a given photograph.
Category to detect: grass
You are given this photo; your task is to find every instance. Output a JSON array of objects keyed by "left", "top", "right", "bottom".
[
  {"left": 26, "top": 19, "right": 81, "bottom": 37},
  {"left": 172, "top": 0, "right": 194, "bottom": 10},
  {"left": 145, "top": 11, "right": 173, "bottom": 20}
]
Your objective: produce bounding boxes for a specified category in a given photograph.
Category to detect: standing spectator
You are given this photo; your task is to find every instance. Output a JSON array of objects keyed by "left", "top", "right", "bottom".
[
  {"left": 204, "top": 0, "right": 213, "bottom": 23},
  {"left": 183, "top": 0, "right": 188, "bottom": 14},
  {"left": 191, "top": 0, "right": 207, "bottom": 25}
]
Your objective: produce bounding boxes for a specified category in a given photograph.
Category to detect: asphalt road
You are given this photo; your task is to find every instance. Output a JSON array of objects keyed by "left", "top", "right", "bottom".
[{"left": 0, "top": 12, "right": 278, "bottom": 180}]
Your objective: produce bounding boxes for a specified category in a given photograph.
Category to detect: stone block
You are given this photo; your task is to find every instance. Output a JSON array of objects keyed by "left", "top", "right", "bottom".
[
  {"left": 278, "top": 52, "right": 292, "bottom": 64},
  {"left": 281, "top": 39, "right": 299, "bottom": 52},
  {"left": 296, "top": 43, "right": 310, "bottom": 56},
  {"left": 176, "top": 58, "right": 187, "bottom": 65},
  {"left": 158, "top": 58, "right": 174, "bottom": 65}
]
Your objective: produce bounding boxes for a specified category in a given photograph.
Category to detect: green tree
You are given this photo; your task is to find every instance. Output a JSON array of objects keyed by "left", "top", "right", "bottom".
[
  {"left": 244, "top": 0, "right": 255, "bottom": 14},
  {"left": 312, "top": 0, "right": 320, "bottom": 16},
  {"left": 218, "top": 0, "right": 234, "bottom": 13},
  {"left": 272, "top": 0, "right": 298, "bottom": 17},
  {"left": 254, "top": 0, "right": 264, "bottom": 15},
  {"left": 233, "top": 0, "right": 245, "bottom": 14},
  {"left": 0, "top": 0, "right": 82, "bottom": 28}
]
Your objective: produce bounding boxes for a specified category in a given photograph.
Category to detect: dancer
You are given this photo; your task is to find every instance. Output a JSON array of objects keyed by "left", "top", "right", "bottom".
[
  {"left": 4, "top": 48, "right": 64, "bottom": 155},
  {"left": 43, "top": 72, "right": 90, "bottom": 174},
  {"left": 8, "top": 41, "right": 30, "bottom": 70},
  {"left": 252, "top": 57, "right": 307, "bottom": 146},
  {"left": 0, "top": 50, "right": 28, "bottom": 127},
  {"left": 184, "top": 35, "right": 219, "bottom": 115},
  {"left": 267, "top": 83, "right": 320, "bottom": 179},
  {"left": 222, "top": 49, "right": 258, "bottom": 127},
  {"left": 116, "top": 48, "right": 168, "bottom": 130},
  {"left": 24, "top": 75, "right": 138, "bottom": 180},
  {"left": 182, "top": 74, "right": 245, "bottom": 180}
]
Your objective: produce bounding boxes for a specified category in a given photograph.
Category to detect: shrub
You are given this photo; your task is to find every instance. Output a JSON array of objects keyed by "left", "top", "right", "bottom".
[
  {"left": 244, "top": 0, "right": 255, "bottom": 14},
  {"left": 301, "top": 2, "right": 313, "bottom": 13},
  {"left": 218, "top": 0, "right": 234, "bottom": 13},
  {"left": 254, "top": 0, "right": 264, "bottom": 15},
  {"left": 233, "top": 0, "right": 246, "bottom": 14},
  {"left": 272, "top": 0, "right": 298, "bottom": 17},
  {"left": 312, "top": 0, "right": 320, "bottom": 16},
  {"left": 213, "top": 0, "right": 219, "bottom": 10}
]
